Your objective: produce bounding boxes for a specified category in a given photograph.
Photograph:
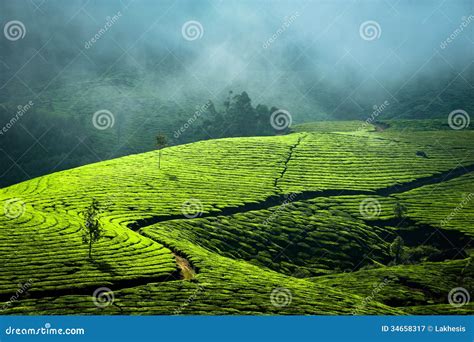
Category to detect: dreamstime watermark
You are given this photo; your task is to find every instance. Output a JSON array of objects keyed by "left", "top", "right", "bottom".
[
  {"left": 4, "top": 20, "right": 26, "bottom": 41},
  {"left": 351, "top": 278, "right": 391, "bottom": 314},
  {"left": 358, "top": 100, "right": 389, "bottom": 131},
  {"left": 440, "top": 192, "right": 473, "bottom": 227},
  {"left": 5, "top": 323, "right": 85, "bottom": 336},
  {"left": 263, "top": 193, "right": 298, "bottom": 226},
  {"left": 359, "top": 198, "right": 381, "bottom": 219},
  {"left": 173, "top": 284, "right": 206, "bottom": 315},
  {"left": 84, "top": 12, "right": 122, "bottom": 49},
  {"left": 181, "top": 198, "right": 204, "bottom": 218},
  {"left": 270, "top": 287, "right": 292, "bottom": 307},
  {"left": 448, "top": 109, "right": 470, "bottom": 130},
  {"left": 359, "top": 20, "right": 381, "bottom": 41},
  {"left": 440, "top": 15, "right": 474, "bottom": 49},
  {"left": 181, "top": 20, "right": 203, "bottom": 41},
  {"left": 1, "top": 279, "right": 33, "bottom": 311},
  {"left": 0, "top": 101, "right": 34, "bottom": 136},
  {"left": 447, "top": 287, "right": 470, "bottom": 308},
  {"left": 92, "top": 109, "right": 115, "bottom": 130},
  {"left": 270, "top": 109, "right": 292, "bottom": 131},
  {"left": 92, "top": 287, "right": 115, "bottom": 308},
  {"left": 262, "top": 12, "right": 299, "bottom": 49},
  {"left": 3, "top": 198, "right": 26, "bottom": 219},
  {"left": 174, "top": 100, "right": 212, "bottom": 139}
]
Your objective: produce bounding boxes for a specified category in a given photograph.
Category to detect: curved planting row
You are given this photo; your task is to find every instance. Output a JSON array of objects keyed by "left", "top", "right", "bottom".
[
  {"left": 0, "top": 123, "right": 473, "bottom": 314},
  {"left": 278, "top": 131, "right": 474, "bottom": 193}
]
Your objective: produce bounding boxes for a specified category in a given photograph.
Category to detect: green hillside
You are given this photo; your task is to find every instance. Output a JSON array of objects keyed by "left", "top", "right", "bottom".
[{"left": 1, "top": 120, "right": 472, "bottom": 315}]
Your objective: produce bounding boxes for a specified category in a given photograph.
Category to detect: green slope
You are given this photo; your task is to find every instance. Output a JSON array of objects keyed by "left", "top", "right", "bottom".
[{"left": 1, "top": 120, "right": 472, "bottom": 315}]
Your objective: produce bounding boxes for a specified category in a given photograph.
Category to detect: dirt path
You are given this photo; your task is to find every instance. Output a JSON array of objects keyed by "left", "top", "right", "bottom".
[
  {"left": 274, "top": 135, "right": 306, "bottom": 192},
  {"left": 175, "top": 254, "right": 195, "bottom": 280}
]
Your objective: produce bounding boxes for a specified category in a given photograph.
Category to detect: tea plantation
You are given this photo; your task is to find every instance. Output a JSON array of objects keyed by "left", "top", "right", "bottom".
[{"left": 1, "top": 120, "right": 472, "bottom": 315}]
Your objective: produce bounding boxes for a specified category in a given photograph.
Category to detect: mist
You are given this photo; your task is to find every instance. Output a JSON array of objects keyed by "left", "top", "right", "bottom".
[
  {"left": 0, "top": 0, "right": 472, "bottom": 186},
  {"left": 2, "top": 0, "right": 472, "bottom": 115}
]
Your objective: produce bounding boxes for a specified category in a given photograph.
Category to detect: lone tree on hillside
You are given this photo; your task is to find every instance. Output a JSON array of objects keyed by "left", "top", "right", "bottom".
[
  {"left": 156, "top": 134, "right": 168, "bottom": 169},
  {"left": 389, "top": 236, "right": 405, "bottom": 265},
  {"left": 81, "top": 198, "right": 102, "bottom": 260},
  {"left": 394, "top": 202, "right": 408, "bottom": 219}
]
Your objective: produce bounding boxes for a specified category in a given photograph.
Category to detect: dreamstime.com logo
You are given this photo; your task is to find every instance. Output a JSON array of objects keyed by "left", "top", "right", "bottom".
[
  {"left": 440, "top": 192, "right": 473, "bottom": 227},
  {"left": 359, "top": 20, "right": 381, "bottom": 41},
  {"left": 4, "top": 20, "right": 26, "bottom": 41},
  {"left": 181, "top": 198, "right": 204, "bottom": 218},
  {"left": 359, "top": 198, "right": 381, "bottom": 219},
  {"left": 92, "top": 287, "right": 115, "bottom": 308},
  {"left": 262, "top": 12, "right": 299, "bottom": 49},
  {"left": 270, "top": 287, "right": 292, "bottom": 307},
  {"left": 448, "top": 287, "right": 470, "bottom": 308},
  {"left": 3, "top": 198, "right": 26, "bottom": 219},
  {"left": 4, "top": 323, "right": 85, "bottom": 336},
  {"left": 1, "top": 279, "right": 33, "bottom": 311},
  {"left": 352, "top": 278, "right": 392, "bottom": 314},
  {"left": 92, "top": 109, "right": 115, "bottom": 130},
  {"left": 357, "top": 100, "right": 390, "bottom": 131},
  {"left": 440, "top": 15, "right": 474, "bottom": 49},
  {"left": 0, "top": 100, "right": 34, "bottom": 136},
  {"left": 174, "top": 100, "right": 212, "bottom": 139},
  {"left": 181, "top": 20, "right": 203, "bottom": 41},
  {"left": 448, "top": 109, "right": 470, "bottom": 130},
  {"left": 263, "top": 193, "right": 298, "bottom": 227},
  {"left": 173, "top": 285, "right": 206, "bottom": 315},
  {"left": 270, "top": 109, "right": 292, "bottom": 131},
  {"left": 84, "top": 12, "right": 122, "bottom": 49}
]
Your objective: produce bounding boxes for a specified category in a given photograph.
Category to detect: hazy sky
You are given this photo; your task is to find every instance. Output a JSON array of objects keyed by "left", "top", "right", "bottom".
[{"left": 1, "top": 0, "right": 473, "bottom": 118}]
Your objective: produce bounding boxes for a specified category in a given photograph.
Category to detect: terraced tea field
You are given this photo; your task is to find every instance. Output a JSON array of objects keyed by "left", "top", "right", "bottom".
[{"left": 1, "top": 120, "right": 472, "bottom": 315}]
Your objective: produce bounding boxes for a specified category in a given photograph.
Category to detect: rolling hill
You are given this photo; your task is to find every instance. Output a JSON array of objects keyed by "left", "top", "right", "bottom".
[{"left": 0, "top": 120, "right": 472, "bottom": 315}]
